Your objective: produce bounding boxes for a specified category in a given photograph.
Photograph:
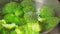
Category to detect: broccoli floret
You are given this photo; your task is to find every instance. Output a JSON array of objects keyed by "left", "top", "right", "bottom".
[
  {"left": 3, "top": 2, "right": 18, "bottom": 14},
  {"left": 24, "top": 12, "right": 38, "bottom": 23},
  {"left": 4, "top": 14, "right": 19, "bottom": 23},
  {"left": 19, "top": 22, "right": 41, "bottom": 34},
  {"left": 21, "top": 0, "right": 35, "bottom": 13},
  {"left": 4, "top": 14, "right": 26, "bottom": 26},
  {"left": 39, "top": 6, "right": 55, "bottom": 18},
  {"left": 24, "top": 11, "right": 41, "bottom": 34},
  {"left": 40, "top": 17, "right": 59, "bottom": 32},
  {"left": 3, "top": 2, "right": 23, "bottom": 17}
]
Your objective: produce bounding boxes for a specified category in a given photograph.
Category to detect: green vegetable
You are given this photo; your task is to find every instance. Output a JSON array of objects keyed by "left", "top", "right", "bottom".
[
  {"left": 0, "top": 20, "right": 6, "bottom": 34},
  {"left": 18, "top": 22, "right": 41, "bottom": 34},
  {"left": 3, "top": 2, "right": 26, "bottom": 26},
  {"left": 0, "top": 20, "right": 6, "bottom": 31},
  {"left": 0, "top": 27, "right": 7, "bottom": 34},
  {"left": 39, "top": 6, "right": 59, "bottom": 32},
  {"left": 40, "top": 17, "right": 59, "bottom": 31},
  {"left": 4, "top": 14, "right": 19, "bottom": 23},
  {"left": 10, "top": 31, "right": 16, "bottom": 34},
  {"left": 1, "top": 0, "right": 59, "bottom": 34},
  {"left": 24, "top": 11, "right": 41, "bottom": 34},
  {"left": 1, "top": 30, "right": 7, "bottom": 34},
  {"left": 0, "top": 19, "right": 6, "bottom": 24},
  {"left": 13, "top": 5, "right": 23, "bottom": 17},
  {"left": 18, "top": 18, "right": 26, "bottom": 26},
  {"left": 21, "top": 0, "right": 35, "bottom": 13},
  {"left": 0, "top": 0, "right": 41, "bottom": 34},
  {"left": 3, "top": 2, "right": 23, "bottom": 16},
  {"left": 24, "top": 12, "right": 38, "bottom": 23},
  {"left": 39, "top": 6, "right": 55, "bottom": 18},
  {"left": 23, "top": 22, "right": 41, "bottom": 34},
  {"left": 2, "top": 23, "right": 16, "bottom": 29},
  {"left": 3, "top": 2, "right": 18, "bottom": 14},
  {"left": 4, "top": 14, "right": 26, "bottom": 25},
  {"left": 15, "top": 28, "right": 23, "bottom": 34}
]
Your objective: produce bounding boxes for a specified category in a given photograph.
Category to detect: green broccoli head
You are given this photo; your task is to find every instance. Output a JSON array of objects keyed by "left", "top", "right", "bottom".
[
  {"left": 22, "top": 22, "right": 41, "bottom": 34},
  {"left": 40, "top": 17, "right": 59, "bottom": 32},
  {"left": 4, "top": 14, "right": 20, "bottom": 24},
  {"left": 24, "top": 11, "right": 41, "bottom": 34},
  {"left": 4, "top": 13, "right": 26, "bottom": 26},
  {"left": 3, "top": 2, "right": 23, "bottom": 17},
  {"left": 39, "top": 6, "right": 55, "bottom": 18},
  {"left": 14, "top": 8, "right": 23, "bottom": 17},
  {"left": 21, "top": 0, "right": 35, "bottom": 13},
  {"left": 3, "top": 2, "right": 18, "bottom": 14},
  {"left": 24, "top": 12, "right": 38, "bottom": 23},
  {"left": 4, "top": 14, "right": 17, "bottom": 23},
  {"left": 13, "top": 5, "right": 23, "bottom": 17}
]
